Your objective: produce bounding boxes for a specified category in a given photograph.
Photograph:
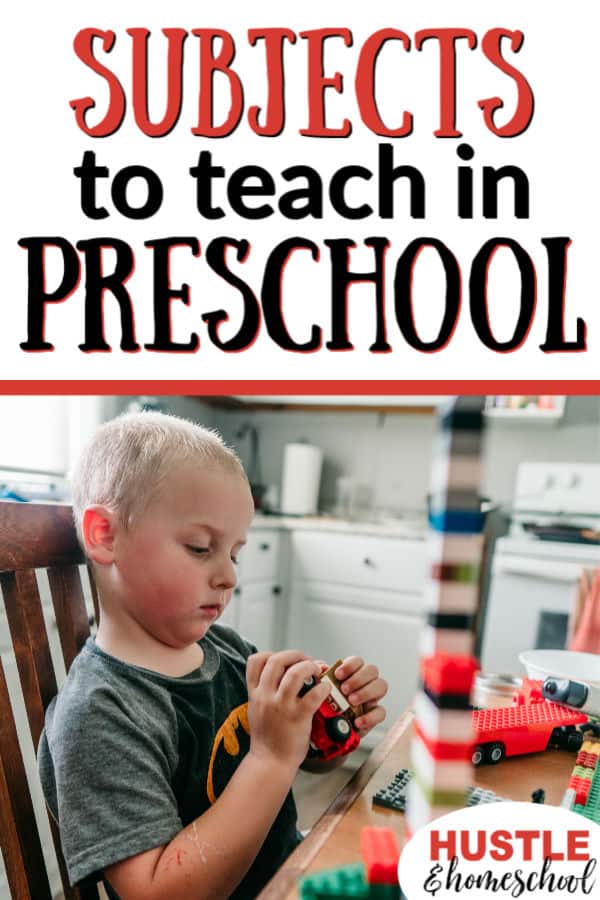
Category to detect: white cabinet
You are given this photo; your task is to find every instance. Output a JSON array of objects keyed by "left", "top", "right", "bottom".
[
  {"left": 223, "top": 528, "right": 285, "bottom": 651},
  {"left": 238, "top": 582, "right": 284, "bottom": 652},
  {"left": 287, "top": 530, "right": 427, "bottom": 744}
]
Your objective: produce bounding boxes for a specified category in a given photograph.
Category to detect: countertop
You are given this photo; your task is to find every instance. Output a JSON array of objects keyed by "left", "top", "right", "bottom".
[{"left": 252, "top": 513, "right": 428, "bottom": 540}]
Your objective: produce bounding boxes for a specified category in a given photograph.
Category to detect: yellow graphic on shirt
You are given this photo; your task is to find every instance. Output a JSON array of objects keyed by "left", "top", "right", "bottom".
[{"left": 206, "top": 703, "right": 250, "bottom": 804}]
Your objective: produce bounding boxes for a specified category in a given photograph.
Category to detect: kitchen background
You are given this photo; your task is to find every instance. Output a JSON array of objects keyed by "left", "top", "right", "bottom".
[
  {"left": 4, "top": 394, "right": 597, "bottom": 509},
  {"left": 2, "top": 394, "right": 600, "bottom": 899}
]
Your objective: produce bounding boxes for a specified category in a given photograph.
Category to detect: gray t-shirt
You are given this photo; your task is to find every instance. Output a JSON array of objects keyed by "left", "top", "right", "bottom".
[{"left": 38, "top": 624, "right": 300, "bottom": 899}]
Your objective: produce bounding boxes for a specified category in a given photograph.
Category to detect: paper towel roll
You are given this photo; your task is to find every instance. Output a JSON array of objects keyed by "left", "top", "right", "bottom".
[{"left": 280, "top": 443, "right": 323, "bottom": 515}]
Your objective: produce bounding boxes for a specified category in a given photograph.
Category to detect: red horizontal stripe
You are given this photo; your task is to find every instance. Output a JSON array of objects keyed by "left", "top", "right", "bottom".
[{"left": 0, "top": 381, "right": 597, "bottom": 396}]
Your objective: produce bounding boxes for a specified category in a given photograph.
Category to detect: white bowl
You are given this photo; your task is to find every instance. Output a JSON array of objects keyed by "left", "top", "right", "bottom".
[{"left": 519, "top": 649, "right": 600, "bottom": 686}]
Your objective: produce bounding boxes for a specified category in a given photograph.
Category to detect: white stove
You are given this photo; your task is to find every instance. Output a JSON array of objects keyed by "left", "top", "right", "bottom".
[{"left": 480, "top": 463, "right": 600, "bottom": 674}]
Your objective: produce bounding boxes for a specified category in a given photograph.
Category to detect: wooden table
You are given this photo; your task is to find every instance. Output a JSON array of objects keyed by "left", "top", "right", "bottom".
[{"left": 257, "top": 710, "right": 578, "bottom": 899}]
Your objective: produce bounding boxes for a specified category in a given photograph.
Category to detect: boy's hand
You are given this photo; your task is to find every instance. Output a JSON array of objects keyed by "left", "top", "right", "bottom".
[
  {"left": 246, "top": 650, "right": 331, "bottom": 771},
  {"left": 333, "top": 657, "right": 388, "bottom": 737}
]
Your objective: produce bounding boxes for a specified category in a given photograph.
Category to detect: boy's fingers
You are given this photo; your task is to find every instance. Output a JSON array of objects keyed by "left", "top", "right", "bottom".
[
  {"left": 246, "top": 652, "right": 273, "bottom": 692},
  {"left": 346, "top": 677, "right": 388, "bottom": 707},
  {"left": 278, "top": 659, "right": 322, "bottom": 701},
  {"left": 355, "top": 704, "right": 387, "bottom": 735},
  {"left": 335, "top": 656, "right": 364, "bottom": 681},
  {"left": 340, "top": 664, "right": 379, "bottom": 696},
  {"left": 260, "top": 649, "right": 310, "bottom": 691},
  {"left": 301, "top": 679, "right": 332, "bottom": 714}
]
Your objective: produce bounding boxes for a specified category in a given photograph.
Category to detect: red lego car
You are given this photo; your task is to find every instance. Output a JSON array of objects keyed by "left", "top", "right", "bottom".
[{"left": 301, "top": 660, "right": 363, "bottom": 761}]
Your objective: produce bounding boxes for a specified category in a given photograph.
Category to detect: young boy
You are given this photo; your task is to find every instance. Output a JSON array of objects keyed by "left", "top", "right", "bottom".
[{"left": 38, "top": 411, "right": 388, "bottom": 900}]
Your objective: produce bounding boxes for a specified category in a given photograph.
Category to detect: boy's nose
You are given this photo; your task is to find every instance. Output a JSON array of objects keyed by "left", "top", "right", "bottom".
[{"left": 211, "top": 556, "right": 237, "bottom": 591}]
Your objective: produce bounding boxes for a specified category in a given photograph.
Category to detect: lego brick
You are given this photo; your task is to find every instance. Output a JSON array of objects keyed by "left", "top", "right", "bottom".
[
  {"left": 421, "top": 653, "right": 479, "bottom": 697},
  {"left": 513, "top": 678, "right": 545, "bottom": 705},
  {"left": 474, "top": 700, "right": 588, "bottom": 737},
  {"left": 574, "top": 763, "right": 600, "bottom": 825},
  {"left": 414, "top": 721, "right": 473, "bottom": 762},
  {"left": 572, "top": 765, "right": 596, "bottom": 780},
  {"left": 465, "top": 785, "right": 510, "bottom": 806},
  {"left": 428, "top": 508, "right": 486, "bottom": 535},
  {"left": 581, "top": 739, "right": 600, "bottom": 754},
  {"left": 369, "top": 885, "right": 401, "bottom": 899},
  {"left": 426, "top": 612, "right": 475, "bottom": 631},
  {"left": 429, "top": 488, "right": 483, "bottom": 512},
  {"left": 411, "top": 731, "right": 472, "bottom": 790},
  {"left": 439, "top": 400, "right": 485, "bottom": 433},
  {"left": 568, "top": 776, "right": 591, "bottom": 806},
  {"left": 420, "top": 624, "right": 475, "bottom": 658},
  {"left": 360, "top": 827, "right": 400, "bottom": 885},
  {"left": 421, "top": 684, "right": 472, "bottom": 710},
  {"left": 434, "top": 428, "right": 484, "bottom": 462},
  {"left": 299, "top": 863, "right": 369, "bottom": 898},
  {"left": 415, "top": 690, "right": 474, "bottom": 743},
  {"left": 430, "top": 455, "right": 483, "bottom": 495},
  {"left": 424, "top": 580, "right": 480, "bottom": 615},
  {"left": 427, "top": 531, "right": 484, "bottom": 566},
  {"left": 430, "top": 562, "right": 480, "bottom": 584},
  {"left": 372, "top": 769, "right": 412, "bottom": 813},
  {"left": 405, "top": 779, "right": 460, "bottom": 835},
  {"left": 412, "top": 770, "right": 468, "bottom": 808},
  {"left": 577, "top": 750, "right": 600, "bottom": 768}
]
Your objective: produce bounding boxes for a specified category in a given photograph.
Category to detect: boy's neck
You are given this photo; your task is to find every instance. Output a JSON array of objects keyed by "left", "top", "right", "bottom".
[{"left": 95, "top": 614, "right": 205, "bottom": 677}]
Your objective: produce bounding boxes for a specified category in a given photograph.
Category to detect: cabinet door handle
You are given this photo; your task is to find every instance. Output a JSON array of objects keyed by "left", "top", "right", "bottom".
[
  {"left": 363, "top": 557, "right": 375, "bottom": 567},
  {"left": 234, "top": 587, "right": 242, "bottom": 596},
  {"left": 260, "top": 542, "right": 271, "bottom": 551},
  {"left": 272, "top": 585, "right": 281, "bottom": 595}
]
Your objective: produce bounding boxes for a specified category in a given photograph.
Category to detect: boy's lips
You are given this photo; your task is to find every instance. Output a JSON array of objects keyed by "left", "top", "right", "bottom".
[{"left": 200, "top": 603, "right": 222, "bottom": 617}]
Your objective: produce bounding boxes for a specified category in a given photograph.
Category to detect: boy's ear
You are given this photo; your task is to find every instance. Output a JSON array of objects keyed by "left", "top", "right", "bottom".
[{"left": 82, "top": 506, "right": 118, "bottom": 565}]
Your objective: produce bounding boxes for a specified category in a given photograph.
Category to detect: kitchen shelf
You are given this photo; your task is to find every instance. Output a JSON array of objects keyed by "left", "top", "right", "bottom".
[
  {"left": 484, "top": 397, "right": 565, "bottom": 424},
  {"left": 201, "top": 395, "right": 444, "bottom": 414}
]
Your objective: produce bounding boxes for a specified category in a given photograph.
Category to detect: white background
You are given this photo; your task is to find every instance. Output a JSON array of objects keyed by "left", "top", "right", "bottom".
[{"left": 2, "top": 1, "right": 597, "bottom": 383}]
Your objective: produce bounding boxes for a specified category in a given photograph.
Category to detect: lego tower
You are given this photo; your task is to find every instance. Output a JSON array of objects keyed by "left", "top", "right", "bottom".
[{"left": 406, "top": 397, "right": 486, "bottom": 837}]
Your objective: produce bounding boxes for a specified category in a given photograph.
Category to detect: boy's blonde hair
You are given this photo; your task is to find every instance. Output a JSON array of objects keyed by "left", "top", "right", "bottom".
[{"left": 71, "top": 411, "right": 247, "bottom": 544}]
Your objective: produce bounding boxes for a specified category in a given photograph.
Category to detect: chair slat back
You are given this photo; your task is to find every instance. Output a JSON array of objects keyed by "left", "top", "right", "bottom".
[
  {"left": 0, "top": 501, "right": 100, "bottom": 900},
  {"left": 0, "top": 659, "right": 53, "bottom": 900}
]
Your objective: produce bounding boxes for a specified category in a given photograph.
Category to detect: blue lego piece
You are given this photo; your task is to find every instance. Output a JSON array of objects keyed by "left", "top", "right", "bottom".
[{"left": 428, "top": 508, "right": 486, "bottom": 534}]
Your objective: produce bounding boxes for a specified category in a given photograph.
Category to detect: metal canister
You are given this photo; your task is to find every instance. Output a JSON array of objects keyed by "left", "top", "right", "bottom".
[{"left": 472, "top": 672, "right": 522, "bottom": 708}]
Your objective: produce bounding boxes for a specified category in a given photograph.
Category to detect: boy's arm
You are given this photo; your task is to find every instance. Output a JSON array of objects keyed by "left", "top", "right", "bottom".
[{"left": 105, "top": 650, "right": 331, "bottom": 900}]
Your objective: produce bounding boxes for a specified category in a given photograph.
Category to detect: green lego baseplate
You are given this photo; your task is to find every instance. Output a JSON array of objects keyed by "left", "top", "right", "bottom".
[
  {"left": 574, "top": 759, "right": 600, "bottom": 825},
  {"left": 298, "top": 863, "right": 401, "bottom": 899}
]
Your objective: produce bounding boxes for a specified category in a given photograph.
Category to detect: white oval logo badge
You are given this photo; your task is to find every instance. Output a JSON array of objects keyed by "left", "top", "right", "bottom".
[{"left": 398, "top": 801, "right": 600, "bottom": 898}]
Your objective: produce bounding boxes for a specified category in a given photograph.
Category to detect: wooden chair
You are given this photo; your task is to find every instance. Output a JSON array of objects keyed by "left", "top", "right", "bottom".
[{"left": 0, "top": 500, "right": 101, "bottom": 900}]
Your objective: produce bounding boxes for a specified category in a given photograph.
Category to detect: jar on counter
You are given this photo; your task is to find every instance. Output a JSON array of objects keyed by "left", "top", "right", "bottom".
[{"left": 472, "top": 673, "right": 522, "bottom": 709}]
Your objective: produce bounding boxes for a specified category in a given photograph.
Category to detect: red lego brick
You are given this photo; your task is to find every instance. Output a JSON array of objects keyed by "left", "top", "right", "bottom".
[
  {"left": 360, "top": 827, "right": 400, "bottom": 885},
  {"left": 577, "top": 751, "right": 600, "bottom": 769},
  {"left": 568, "top": 776, "right": 592, "bottom": 806},
  {"left": 421, "top": 653, "right": 479, "bottom": 696},
  {"left": 475, "top": 701, "right": 587, "bottom": 735},
  {"left": 472, "top": 701, "right": 588, "bottom": 762},
  {"left": 512, "top": 678, "right": 545, "bottom": 706},
  {"left": 414, "top": 721, "right": 473, "bottom": 761}
]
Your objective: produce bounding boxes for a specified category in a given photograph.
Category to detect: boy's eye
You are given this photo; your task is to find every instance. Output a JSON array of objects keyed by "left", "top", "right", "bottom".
[
  {"left": 231, "top": 556, "right": 239, "bottom": 565},
  {"left": 186, "top": 545, "right": 209, "bottom": 555}
]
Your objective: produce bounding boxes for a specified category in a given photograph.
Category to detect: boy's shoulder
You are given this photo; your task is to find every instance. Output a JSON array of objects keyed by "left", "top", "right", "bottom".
[
  {"left": 44, "top": 638, "right": 178, "bottom": 746},
  {"left": 44, "top": 626, "right": 254, "bottom": 745},
  {"left": 46, "top": 627, "right": 252, "bottom": 733}
]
